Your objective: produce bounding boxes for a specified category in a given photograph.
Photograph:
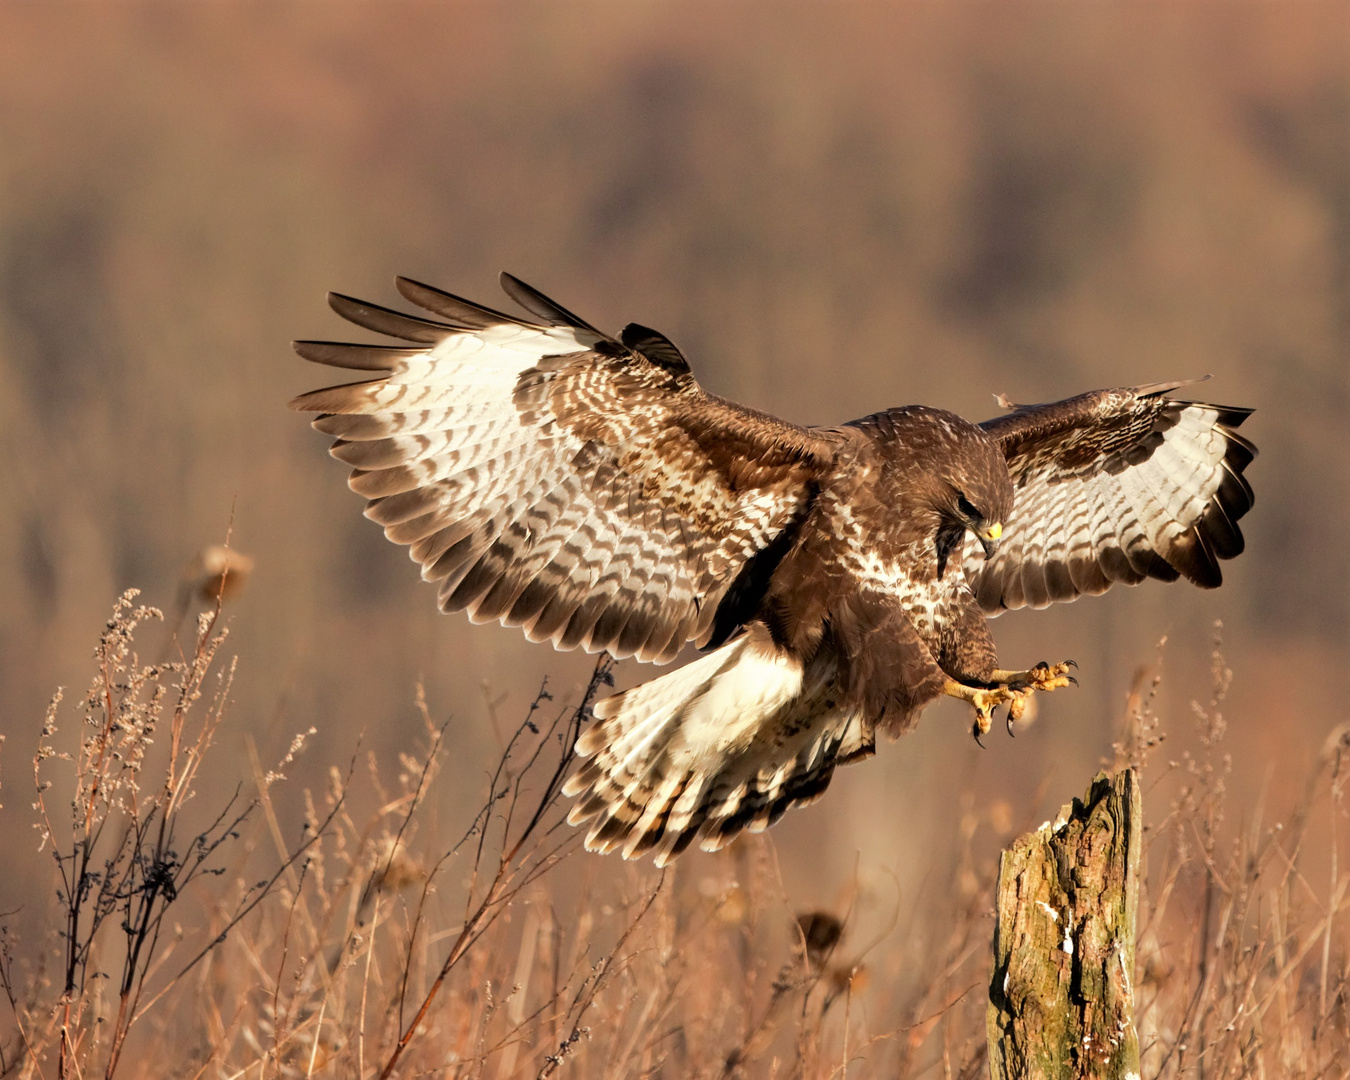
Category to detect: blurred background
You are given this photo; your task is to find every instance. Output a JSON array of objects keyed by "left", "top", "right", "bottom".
[{"left": 0, "top": 1, "right": 1344, "bottom": 950}]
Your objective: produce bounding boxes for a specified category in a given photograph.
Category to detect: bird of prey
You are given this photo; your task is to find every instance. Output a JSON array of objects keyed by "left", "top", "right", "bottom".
[{"left": 291, "top": 274, "right": 1256, "bottom": 866}]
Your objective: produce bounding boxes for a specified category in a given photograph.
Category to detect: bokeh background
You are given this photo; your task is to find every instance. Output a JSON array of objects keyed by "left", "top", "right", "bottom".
[{"left": 0, "top": 1, "right": 1345, "bottom": 954}]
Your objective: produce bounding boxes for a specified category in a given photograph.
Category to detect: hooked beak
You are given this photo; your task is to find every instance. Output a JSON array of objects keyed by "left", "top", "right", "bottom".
[{"left": 978, "top": 521, "right": 1003, "bottom": 560}]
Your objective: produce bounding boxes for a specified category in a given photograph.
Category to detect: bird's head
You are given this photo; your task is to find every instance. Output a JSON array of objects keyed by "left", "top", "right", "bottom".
[
  {"left": 938, "top": 447, "right": 1014, "bottom": 561},
  {"left": 863, "top": 406, "right": 1014, "bottom": 566}
]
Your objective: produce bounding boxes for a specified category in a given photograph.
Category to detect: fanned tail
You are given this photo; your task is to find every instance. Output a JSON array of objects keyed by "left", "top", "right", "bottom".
[{"left": 562, "top": 627, "right": 872, "bottom": 866}]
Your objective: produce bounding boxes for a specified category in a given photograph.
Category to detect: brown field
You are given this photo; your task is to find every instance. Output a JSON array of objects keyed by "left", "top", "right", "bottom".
[{"left": 0, "top": 4, "right": 1346, "bottom": 1076}]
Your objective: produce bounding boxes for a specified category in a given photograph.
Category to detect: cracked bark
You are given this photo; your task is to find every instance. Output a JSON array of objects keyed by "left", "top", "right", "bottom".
[{"left": 988, "top": 769, "right": 1142, "bottom": 1080}]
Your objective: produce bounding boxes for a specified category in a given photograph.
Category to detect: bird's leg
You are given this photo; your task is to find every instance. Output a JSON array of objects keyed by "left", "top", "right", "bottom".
[
  {"left": 941, "top": 679, "right": 1030, "bottom": 745},
  {"left": 989, "top": 660, "right": 1078, "bottom": 694}
]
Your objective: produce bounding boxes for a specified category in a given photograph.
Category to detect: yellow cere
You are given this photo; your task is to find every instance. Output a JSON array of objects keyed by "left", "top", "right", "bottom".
[{"left": 987, "top": 522, "right": 1003, "bottom": 540}]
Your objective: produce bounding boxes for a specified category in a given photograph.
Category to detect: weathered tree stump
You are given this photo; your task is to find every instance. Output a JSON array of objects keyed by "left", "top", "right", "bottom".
[{"left": 987, "top": 770, "right": 1142, "bottom": 1080}]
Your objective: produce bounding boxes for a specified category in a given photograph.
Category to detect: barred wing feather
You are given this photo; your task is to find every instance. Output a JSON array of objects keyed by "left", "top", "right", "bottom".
[
  {"left": 964, "top": 383, "right": 1256, "bottom": 613},
  {"left": 291, "top": 274, "right": 832, "bottom": 661}
]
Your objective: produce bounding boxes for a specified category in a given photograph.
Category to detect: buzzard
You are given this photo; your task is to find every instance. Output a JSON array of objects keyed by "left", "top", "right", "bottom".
[{"left": 292, "top": 274, "right": 1256, "bottom": 866}]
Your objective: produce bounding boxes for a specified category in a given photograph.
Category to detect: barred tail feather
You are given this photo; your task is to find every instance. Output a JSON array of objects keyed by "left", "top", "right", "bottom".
[{"left": 563, "top": 627, "right": 872, "bottom": 866}]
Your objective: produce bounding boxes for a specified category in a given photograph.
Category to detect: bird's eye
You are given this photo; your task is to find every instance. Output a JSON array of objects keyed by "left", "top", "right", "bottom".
[{"left": 956, "top": 493, "right": 981, "bottom": 522}]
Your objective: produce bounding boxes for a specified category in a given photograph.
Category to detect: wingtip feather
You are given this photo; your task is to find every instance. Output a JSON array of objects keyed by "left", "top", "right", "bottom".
[
  {"left": 395, "top": 276, "right": 520, "bottom": 329},
  {"left": 498, "top": 272, "right": 599, "bottom": 331}
]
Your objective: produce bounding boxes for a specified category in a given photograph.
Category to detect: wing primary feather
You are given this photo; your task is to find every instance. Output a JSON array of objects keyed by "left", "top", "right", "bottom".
[
  {"left": 1043, "top": 559, "right": 1076, "bottom": 602},
  {"left": 394, "top": 277, "right": 523, "bottom": 329},
  {"left": 1198, "top": 492, "right": 1244, "bottom": 559},
  {"left": 1067, "top": 553, "right": 1111, "bottom": 595},
  {"left": 293, "top": 341, "right": 425, "bottom": 371},
  {"left": 1218, "top": 423, "right": 1258, "bottom": 471},
  {"left": 289, "top": 379, "right": 390, "bottom": 413},
  {"left": 327, "top": 293, "right": 455, "bottom": 343},
  {"left": 1218, "top": 458, "right": 1255, "bottom": 514},
  {"left": 1135, "top": 376, "right": 1211, "bottom": 398},
  {"left": 559, "top": 592, "right": 616, "bottom": 653},
  {"left": 498, "top": 273, "right": 600, "bottom": 331},
  {"left": 1127, "top": 543, "right": 1181, "bottom": 583},
  {"left": 1166, "top": 524, "right": 1222, "bottom": 587},
  {"left": 1215, "top": 405, "right": 1256, "bottom": 425},
  {"left": 503, "top": 574, "right": 560, "bottom": 628},
  {"left": 446, "top": 546, "right": 512, "bottom": 614},
  {"left": 473, "top": 564, "right": 533, "bottom": 624},
  {"left": 1019, "top": 556, "right": 1052, "bottom": 609},
  {"left": 526, "top": 590, "right": 587, "bottom": 646}
]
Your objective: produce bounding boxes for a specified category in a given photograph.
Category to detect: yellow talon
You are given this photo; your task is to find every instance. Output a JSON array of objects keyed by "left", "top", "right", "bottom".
[
  {"left": 944, "top": 680, "right": 1028, "bottom": 744},
  {"left": 990, "top": 660, "right": 1078, "bottom": 695},
  {"left": 945, "top": 661, "right": 1076, "bottom": 743}
]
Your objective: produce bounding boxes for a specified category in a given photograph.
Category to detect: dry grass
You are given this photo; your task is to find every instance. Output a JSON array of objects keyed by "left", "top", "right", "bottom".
[
  {"left": 1123, "top": 629, "right": 1350, "bottom": 1079},
  {"left": 1, "top": 598, "right": 1347, "bottom": 1078}
]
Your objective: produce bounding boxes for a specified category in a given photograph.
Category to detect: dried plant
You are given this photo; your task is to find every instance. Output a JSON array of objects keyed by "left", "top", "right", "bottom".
[
  {"left": 4, "top": 601, "right": 1349, "bottom": 1078},
  {"left": 0, "top": 591, "right": 331, "bottom": 1080},
  {"left": 1129, "top": 624, "right": 1350, "bottom": 1078}
]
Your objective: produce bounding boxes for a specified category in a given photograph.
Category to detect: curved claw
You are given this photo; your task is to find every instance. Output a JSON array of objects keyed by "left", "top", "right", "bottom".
[
  {"left": 1020, "top": 661, "right": 1078, "bottom": 693},
  {"left": 1066, "top": 659, "right": 1079, "bottom": 669},
  {"left": 973, "top": 724, "right": 988, "bottom": 749},
  {"left": 1006, "top": 709, "right": 1017, "bottom": 738},
  {"left": 948, "top": 679, "right": 1021, "bottom": 746}
]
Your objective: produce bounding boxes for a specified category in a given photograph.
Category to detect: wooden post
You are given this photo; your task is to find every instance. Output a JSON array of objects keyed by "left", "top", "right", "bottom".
[{"left": 987, "top": 770, "right": 1142, "bottom": 1080}]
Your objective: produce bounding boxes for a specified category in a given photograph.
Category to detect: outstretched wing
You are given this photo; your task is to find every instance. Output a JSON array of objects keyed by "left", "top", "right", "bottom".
[
  {"left": 963, "top": 382, "right": 1256, "bottom": 613},
  {"left": 291, "top": 274, "right": 834, "bottom": 661}
]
